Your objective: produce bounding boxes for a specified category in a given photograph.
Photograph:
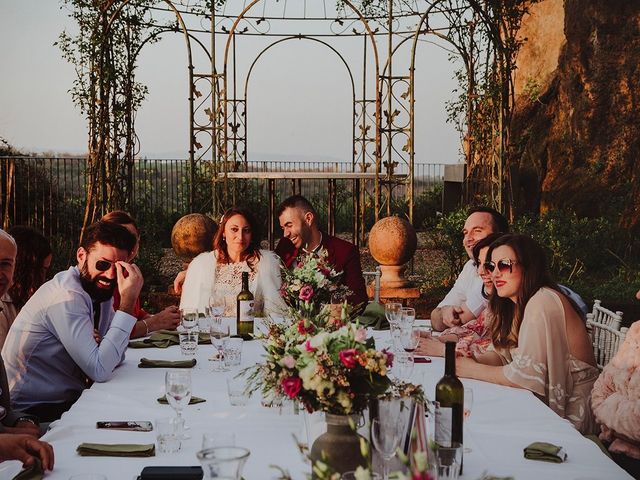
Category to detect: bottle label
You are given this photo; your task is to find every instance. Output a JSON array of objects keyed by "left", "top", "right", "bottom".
[
  {"left": 435, "top": 405, "right": 453, "bottom": 447},
  {"left": 238, "top": 300, "right": 254, "bottom": 323}
]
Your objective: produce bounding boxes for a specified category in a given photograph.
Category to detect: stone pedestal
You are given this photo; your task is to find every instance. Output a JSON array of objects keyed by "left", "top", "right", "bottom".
[{"left": 368, "top": 216, "right": 418, "bottom": 290}]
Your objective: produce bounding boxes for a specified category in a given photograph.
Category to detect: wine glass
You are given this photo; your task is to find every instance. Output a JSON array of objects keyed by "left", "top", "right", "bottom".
[
  {"left": 165, "top": 370, "right": 192, "bottom": 438},
  {"left": 385, "top": 303, "right": 402, "bottom": 350},
  {"left": 392, "top": 352, "right": 415, "bottom": 381},
  {"left": 463, "top": 387, "right": 473, "bottom": 453},
  {"left": 210, "top": 319, "right": 230, "bottom": 372},
  {"left": 209, "top": 294, "right": 225, "bottom": 323},
  {"left": 400, "top": 327, "right": 420, "bottom": 354},
  {"left": 400, "top": 307, "right": 416, "bottom": 328},
  {"left": 180, "top": 307, "right": 198, "bottom": 331},
  {"left": 371, "top": 418, "right": 401, "bottom": 480}
]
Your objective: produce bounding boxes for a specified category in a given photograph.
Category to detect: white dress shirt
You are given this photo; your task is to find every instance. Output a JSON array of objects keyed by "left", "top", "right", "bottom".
[{"left": 2, "top": 267, "right": 135, "bottom": 410}]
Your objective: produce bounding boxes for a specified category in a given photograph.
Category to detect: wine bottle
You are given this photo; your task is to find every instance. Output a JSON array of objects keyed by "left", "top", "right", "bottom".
[
  {"left": 236, "top": 271, "right": 254, "bottom": 338},
  {"left": 435, "top": 341, "right": 464, "bottom": 471}
]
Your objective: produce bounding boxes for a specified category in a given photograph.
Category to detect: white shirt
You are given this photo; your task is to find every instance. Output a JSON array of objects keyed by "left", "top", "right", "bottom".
[
  {"left": 437, "top": 259, "right": 486, "bottom": 316},
  {"left": 2, "top": 267, "right": 136, "bottom": 410}
]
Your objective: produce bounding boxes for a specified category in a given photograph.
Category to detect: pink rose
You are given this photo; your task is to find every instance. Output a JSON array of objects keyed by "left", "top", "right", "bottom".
[
  {"left": 305, "top": 340, "right": 316, "bottom": 352},
  {"left": 383, "top": 349, "right": 394, "bottom": 368},
  {"left": 299, "top": 285, "right": 314, "bottom": 301},
  {"left": 282, "top": 355, "right": 296, "bottom": 369},
  {"left": 354, "top": 328, "right": 367, "bottom": 343},
  {"left": 281, "top": 376, "right": 302, "bottom": 399},
  {"left": 412, "top": 472, "right": 435, "bottom": 480},
  {"left": 339, "top": 349, "right": 358, "bottom": 369}
]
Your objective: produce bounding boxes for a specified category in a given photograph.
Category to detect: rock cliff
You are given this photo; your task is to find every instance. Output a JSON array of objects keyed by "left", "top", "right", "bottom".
[{"left": 509, "top": 0, "right": 640, "bottom": 229}]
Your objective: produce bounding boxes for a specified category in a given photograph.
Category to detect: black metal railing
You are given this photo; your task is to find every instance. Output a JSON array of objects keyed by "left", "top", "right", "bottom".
[{"left": 1, "top": 157, "right": 445, "bottom": 242}]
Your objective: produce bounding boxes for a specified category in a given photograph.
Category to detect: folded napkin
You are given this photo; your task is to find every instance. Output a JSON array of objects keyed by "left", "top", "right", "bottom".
[
  {"left": 129, "top": 330, "right": 211, "bottom": 349},
  {"left": 138, "top": 358, "right": 197, "bottom": 369},
  {"left": 523, "top": 442, "right": 567, "bottom": 463},
  {"left": 356, "top": 302, "right": 389, "bottom": 330},
  {"left": 157, "top": 394, "right": 206, "bottom": 405},
  {"left": 12, "top": 458, "right": 43, "bottom": 480},
  {"left": 76, "top": 442, "right": 155, "bottom": 457}
]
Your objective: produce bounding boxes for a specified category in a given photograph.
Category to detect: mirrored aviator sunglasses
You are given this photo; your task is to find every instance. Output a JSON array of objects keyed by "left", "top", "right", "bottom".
[
  {"left": 484, "top": 258, "right": 517, "bottom": 274},
  {"left": 95, "top": 260, "right": 114, "bottom": 272}
]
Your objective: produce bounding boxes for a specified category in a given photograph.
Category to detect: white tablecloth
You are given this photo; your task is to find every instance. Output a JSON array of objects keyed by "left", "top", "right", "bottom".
[{"left": 0, "top": 324, "right": 631, "bottom": 479}]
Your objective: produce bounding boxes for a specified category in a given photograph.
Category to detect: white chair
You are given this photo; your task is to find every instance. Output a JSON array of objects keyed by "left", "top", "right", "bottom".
[
  {"left": 362, "top": 266, "right": 381, "bottom": 303},
  {"left": 586, "top": 300, "right": 628, "bottom": 369}
]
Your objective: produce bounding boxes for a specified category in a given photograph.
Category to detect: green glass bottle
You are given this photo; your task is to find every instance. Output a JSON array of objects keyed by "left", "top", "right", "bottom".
[
  {"left": 435, "top": 341, "right": 464, "bottom": 471},
  {"left": 236, "top": 271, "right": 254, "bottom": 338}
]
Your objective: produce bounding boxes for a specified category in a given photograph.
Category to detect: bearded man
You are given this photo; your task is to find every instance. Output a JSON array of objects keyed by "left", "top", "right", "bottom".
[{"left": 2, "top": 221, "right": 142, "bottom": 422}]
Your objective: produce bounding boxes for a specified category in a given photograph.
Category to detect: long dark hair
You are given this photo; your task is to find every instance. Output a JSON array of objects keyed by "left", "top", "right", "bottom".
[
  {"left": 7, "top": 226, "right": 53, "bottom": 309},
  {"left": 472, "top": 233, "right": 504, "bottom": 299},
  {"left": 487, "top": 234, "right": 559, "bottom": 349},
  {"left": 213, "top": 206, "right": 261, "bottom": 270}
]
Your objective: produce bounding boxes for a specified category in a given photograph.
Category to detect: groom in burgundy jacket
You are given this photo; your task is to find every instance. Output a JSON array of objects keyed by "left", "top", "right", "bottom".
[{"left": 275, "top": 195, "right": 368, "bottom": 311}]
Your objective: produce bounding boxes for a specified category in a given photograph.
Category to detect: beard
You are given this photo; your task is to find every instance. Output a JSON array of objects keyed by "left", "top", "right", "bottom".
[{"left": 79, "top": 262, "right": 117, "bottom": 303}]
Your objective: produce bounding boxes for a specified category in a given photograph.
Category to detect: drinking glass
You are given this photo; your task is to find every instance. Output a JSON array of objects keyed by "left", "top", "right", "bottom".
[
  {"left": 165, "top": 370, "right": 192, "bottom": 438},
  {"left": 227, "top": 376, "right": 249, "bottom": 406},
  {"left": 436, "top": 443, "right": 463, "bottom": 480},
  {"left": 208, "top": 294, "right": 225, "bottom": 322},
  {"left": 180, "top": 308, "right": 198, "bottom": 331},
  {"left": 196, "top": 446, "right": 250, "bottom": 480},
  {"left": 155, "top": 416, "right": 184, "bottom": 454},
  {"left": 385, "top": 303, "right": 402, "bottom": 350},
  {"left": 210, "top": 320, "right": 230, "bottom": 371},
  {"left": 224, "top": 338, "right": 243, "bottom": 368},
  {"left": 179, "top": 331, "right": 198, "bottom": 356},
  {"left": 400, "top": 307, "right": 416, "bottom": 328},
  {"left": 371, "top": 418, "right": 401, "bottom": 480},
  {"left": 399, "top": 327, "right": 420, "bottom": 354},
  {"left": 392, "top": 352, "right": 415, "bottom": 381},
  {"left": 463, "top": 387, "right": 473, "bottom": 453}
]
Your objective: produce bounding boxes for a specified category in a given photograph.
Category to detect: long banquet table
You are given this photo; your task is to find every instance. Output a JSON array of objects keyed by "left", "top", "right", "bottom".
[{"left": 0, "top": 323, "right": 632, "bottom": 479}]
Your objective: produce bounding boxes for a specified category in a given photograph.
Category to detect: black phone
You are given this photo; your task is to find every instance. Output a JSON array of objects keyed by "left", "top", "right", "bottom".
[
  {"left": 96, "top": 421, "right": 153, "bottom": 432},
  {"left": 138, "top": 466, "right": 203, "bottom": 480}
]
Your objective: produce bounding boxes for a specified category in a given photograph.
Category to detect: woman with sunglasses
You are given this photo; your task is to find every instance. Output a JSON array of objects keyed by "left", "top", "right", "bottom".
[
  {"left": 456, "top": 234, "right": 599, "bottom": 434},
  {"left": 417, "top": 233, "right": 503, "bottom": 358},
  {"left": 180, "top": 206, "right": 285, "bottom": 317}
]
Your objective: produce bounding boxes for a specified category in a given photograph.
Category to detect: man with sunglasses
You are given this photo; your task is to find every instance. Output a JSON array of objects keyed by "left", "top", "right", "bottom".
[
  {"left": 431, "top": 207, "right": 509, "bottom": 332},
  {"left": 2, "top": 221, "right": 142, "bottom": 422}
]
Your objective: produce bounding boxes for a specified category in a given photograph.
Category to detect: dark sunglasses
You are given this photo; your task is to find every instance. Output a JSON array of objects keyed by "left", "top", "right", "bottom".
[
  {"left": 484, "top": 258, "right": 518, "bottom": 274},
  {"left": 95, "top": 259, "right": 115, "bottom": 272}
]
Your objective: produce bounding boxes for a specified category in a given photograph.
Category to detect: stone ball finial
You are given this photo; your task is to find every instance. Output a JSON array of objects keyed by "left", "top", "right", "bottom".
[
  {"left": 368, "top": 216, "right": 417, "bottom": 288},
  {"left": 171, "top": 213, "right": 218, "bottom": 264}
]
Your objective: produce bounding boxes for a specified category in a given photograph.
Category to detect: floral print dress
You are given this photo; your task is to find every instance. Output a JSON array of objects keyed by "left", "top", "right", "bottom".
[{"left": 494, "top": 287, "right": 599, "bottom": 434}]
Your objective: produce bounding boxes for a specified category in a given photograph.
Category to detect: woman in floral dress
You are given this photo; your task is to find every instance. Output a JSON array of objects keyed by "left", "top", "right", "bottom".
[
  {"left": 456, "top": 234, "right": 599, "bottom": 434},
  {"left": 417, "top": 233, "right": 502, "bottom": 358}
]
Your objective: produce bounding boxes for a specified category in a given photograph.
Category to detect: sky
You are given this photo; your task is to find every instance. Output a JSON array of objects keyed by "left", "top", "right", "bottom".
[{"left": 0, "top": 0, "right": 462, "bottom": 165}]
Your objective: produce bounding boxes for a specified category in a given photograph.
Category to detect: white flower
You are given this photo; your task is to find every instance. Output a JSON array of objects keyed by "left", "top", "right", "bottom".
[{"left": 354, "top": 466, "right": 374, "bottom": 480}]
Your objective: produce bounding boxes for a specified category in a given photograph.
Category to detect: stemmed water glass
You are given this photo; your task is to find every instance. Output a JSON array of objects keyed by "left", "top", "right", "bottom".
[
  {"left": 210, "top": 319, "right": 230, "bottom": 371},
  {"left": 385, "top": 303, "right": 402, "bottom": 350},
  {"left": 399, "top": 327, "right": 420, "bottom": 354},
  {"left": 165, "top": 370, "right": 192, "bottom": 438},
  {"left": 371, "top": 418, "right": 401, "bottom": 480}
]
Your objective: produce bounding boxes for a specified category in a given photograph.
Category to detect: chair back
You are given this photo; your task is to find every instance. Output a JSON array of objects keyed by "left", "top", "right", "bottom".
[
  {"left": 586, "top": 300, "right": 627, "bottom": 369},
  {"left": 362, "top": 266, "right": 381, "bottom": 303}
]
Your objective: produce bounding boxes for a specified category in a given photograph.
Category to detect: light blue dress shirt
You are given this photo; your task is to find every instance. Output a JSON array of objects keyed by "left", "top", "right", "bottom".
[{"left": 1, "top": 266, "right": 136, "bottom": 410}]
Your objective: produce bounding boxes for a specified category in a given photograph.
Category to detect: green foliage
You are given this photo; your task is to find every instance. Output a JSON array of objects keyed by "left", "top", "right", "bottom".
[{"left": 424, "top": 207, "right": 469, "bottom": 287}]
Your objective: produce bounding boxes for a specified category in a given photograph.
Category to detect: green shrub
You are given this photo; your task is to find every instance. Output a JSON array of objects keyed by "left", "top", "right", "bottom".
[{"left": 424, "top": 207, "right": 469, "bottom": 287}]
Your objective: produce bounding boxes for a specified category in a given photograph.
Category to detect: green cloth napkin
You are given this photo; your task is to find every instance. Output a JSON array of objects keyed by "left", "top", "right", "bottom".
[
  {"left": 129, "top": 330, "right": 211, "bottom": 349},
  {"left": 157, "top": 394, "right": 206, "bottom": 405},
  {"left": 138, "top": 358, "right": 197, "bottom": 368},
  {"left": 356, "top": 302, "right": 389, "bottom": 330},
  {"left": 12, "top": 458, "right": 43, "bottom": 480},
  {"left": 76, "top": 443, "right": 155, "bottom": 457},
  {"left": 523, "top": 442, "right": 567, "bottom": 463}
]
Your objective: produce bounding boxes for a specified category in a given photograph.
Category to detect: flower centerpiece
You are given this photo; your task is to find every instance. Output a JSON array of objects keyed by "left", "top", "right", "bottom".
[
  {"left": 279, "top": 249, "right": 352, "bottom": 330},
  {"left": 251, "top": 320, "right": 393, "bottom": 415}
]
